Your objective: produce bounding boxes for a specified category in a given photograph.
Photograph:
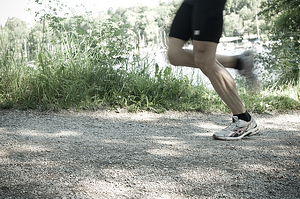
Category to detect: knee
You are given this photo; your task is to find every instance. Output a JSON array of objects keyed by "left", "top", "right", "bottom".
[
  {"left": 192, "top": 41, "right": 218, "bottom": 75},
  {"left": 194, "top": 53, "right": 215, "bottom": 75}
]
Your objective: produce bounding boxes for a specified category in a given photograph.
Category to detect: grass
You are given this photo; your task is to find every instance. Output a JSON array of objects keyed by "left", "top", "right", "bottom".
[
  {"left": 1, "top": 25, "right": 299, "bottom": 114},
  {"left": 1, "top": 52, "right": 299, "bottom": 113}
]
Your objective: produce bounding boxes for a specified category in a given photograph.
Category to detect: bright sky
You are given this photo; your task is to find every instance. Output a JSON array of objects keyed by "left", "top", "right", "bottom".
[{"left": 0, "top": 0, "right": 173, "bottom": 26}]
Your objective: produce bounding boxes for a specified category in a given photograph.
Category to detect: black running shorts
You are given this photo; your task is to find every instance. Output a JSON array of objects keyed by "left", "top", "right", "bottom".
[{"left": 169, "top": 0, "right": 226, "bottom": 43}]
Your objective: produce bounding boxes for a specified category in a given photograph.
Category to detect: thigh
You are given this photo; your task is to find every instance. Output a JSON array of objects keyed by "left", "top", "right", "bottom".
[
  {"left": 168, "top": 37, "right": 186, "bottom": 50},
  {"left": 169, "top": 3, "right": 193, "bottom": 41},
  {"left": 193, "top": 40, "right": 218, "bottom": 65},
  {"left": 192, "top": 0, "right": 226, "bottom": 43}
]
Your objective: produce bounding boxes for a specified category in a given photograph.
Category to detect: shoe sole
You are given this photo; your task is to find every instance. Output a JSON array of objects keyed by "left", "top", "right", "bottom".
[{"left": 213, "top": 127, "right": 260, "bottom": 141}]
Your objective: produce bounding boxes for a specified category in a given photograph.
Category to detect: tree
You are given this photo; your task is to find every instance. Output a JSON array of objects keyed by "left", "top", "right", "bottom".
[
  {"left": 223, "top": 13, "right": 243, "bottom": 37},
  {"left": 223, "top": 0, "right": 265, "bottom": 37},
  {"left": 27, "top": 24, "right": 43, "bottom": 60},
  {"left": 4, "top": 17, "right": 28, "bottom": 41},
  {"left": 5, "top": 17, "right": 27, "bottom": 32},
  {"left": 259, "top": 0, "right": 300, "bottom": 85},
  {"left": 155, "top": 0, "right": 181, "bottom": 33},
  {"left": 4, "top": 17, "right": 29, "bottom": 60}
]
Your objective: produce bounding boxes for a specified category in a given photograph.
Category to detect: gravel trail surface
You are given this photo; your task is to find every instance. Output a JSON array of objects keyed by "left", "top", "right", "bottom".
[{"left": 0, "top": 109, "right": 299, "bottom": 199}]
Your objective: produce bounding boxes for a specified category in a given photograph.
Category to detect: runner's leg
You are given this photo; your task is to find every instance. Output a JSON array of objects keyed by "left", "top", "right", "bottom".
[
  {"left": 168, "top": 37, "right": 239, "bottom": 69},
  {"left": 192, "top": 40, "right": 246, "bottom": 115}
]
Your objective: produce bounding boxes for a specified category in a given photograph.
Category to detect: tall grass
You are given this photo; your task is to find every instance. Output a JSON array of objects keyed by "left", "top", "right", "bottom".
[{"left": 0, "top": 19, "right": 299, "bottom": 113}]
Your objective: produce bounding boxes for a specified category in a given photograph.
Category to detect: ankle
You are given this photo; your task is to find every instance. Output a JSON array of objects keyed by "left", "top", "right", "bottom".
[
  {"left": 235, "top": 57, "right": 242, "bottom": 70},
  {"left": 234, "top": 111, "right": 251, "bottom": 122}
]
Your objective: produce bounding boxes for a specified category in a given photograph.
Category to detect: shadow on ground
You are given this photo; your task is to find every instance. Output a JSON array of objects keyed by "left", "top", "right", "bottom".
[{"left": 0, "top": 109, "right": 299, "bottom": 198}]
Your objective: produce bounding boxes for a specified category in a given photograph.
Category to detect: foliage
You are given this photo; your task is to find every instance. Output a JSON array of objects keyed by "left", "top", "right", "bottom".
[
  {"left": 108, "top": 0, "right": 266, "bottom": 43},
  {"left": 224, "top": 0, "right": 264, "bottom": 36},
  {"left": 0, "top": 0, "right": 299, "bottom": 112},
  {"left": 259, "top": 0, "right": 300, "bottom": 85},
  {"left": 5, "top": 17, "right": 28, "bottom": 32}
]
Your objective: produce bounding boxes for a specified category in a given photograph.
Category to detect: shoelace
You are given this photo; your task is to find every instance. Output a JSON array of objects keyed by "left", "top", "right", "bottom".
[{"left": 224, "top": 121, "right": 239, "bottom": 131}]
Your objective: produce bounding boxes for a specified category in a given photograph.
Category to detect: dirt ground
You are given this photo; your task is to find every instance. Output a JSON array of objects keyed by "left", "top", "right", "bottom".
[{"left": 0, "top": 109, "right": 299, "bottom": 199}]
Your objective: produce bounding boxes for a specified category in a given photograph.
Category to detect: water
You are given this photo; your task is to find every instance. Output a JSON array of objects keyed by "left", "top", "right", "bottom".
[
  {"left": 124, "top": 42, "right": 267, "bottom": 90},
  {"left": 137, "top": 48, "right": 212, "bottom": 88},
  {"left": 150, "top": 45, "right": 256, "bottom": 89}
]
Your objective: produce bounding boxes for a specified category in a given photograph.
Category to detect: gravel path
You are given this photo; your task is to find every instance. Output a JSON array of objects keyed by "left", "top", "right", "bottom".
[{"left": 0, "top": 109, "right": 299, "bottom": 199}]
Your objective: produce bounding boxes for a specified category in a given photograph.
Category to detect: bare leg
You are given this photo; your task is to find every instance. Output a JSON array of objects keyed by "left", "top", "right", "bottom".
[
  {"left": 168, "top": 37, "right": 246, "bottom": 115},
  {"left": 192, "top": 40, "right": 245, "bottom": 114},
  {"left": 168, "top": 37, "right": 238, "bottom": 69},
  {"left": 167, "top": 38, "right": 195, "bottom": 67},
  {"left": 216, "top": 54, "right": 237, "bottom": 69}
]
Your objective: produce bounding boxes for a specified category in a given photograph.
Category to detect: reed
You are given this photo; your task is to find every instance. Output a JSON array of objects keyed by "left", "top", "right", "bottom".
[{"left": 0, "top": 19, "right": 299, "bottom": 113}]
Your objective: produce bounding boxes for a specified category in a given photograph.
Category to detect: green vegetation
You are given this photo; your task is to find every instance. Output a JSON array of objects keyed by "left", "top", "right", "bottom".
[
  {"left": 259, "top": 0, "right": 300, "bottom": 85},
  {"left": 0, "top": 0, "right": 299, "bottom": 113}
]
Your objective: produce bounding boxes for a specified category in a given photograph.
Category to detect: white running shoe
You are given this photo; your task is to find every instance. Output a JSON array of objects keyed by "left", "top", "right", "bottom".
[{"left": 213, "top": 116, "right": 259, "bottom": 141}]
